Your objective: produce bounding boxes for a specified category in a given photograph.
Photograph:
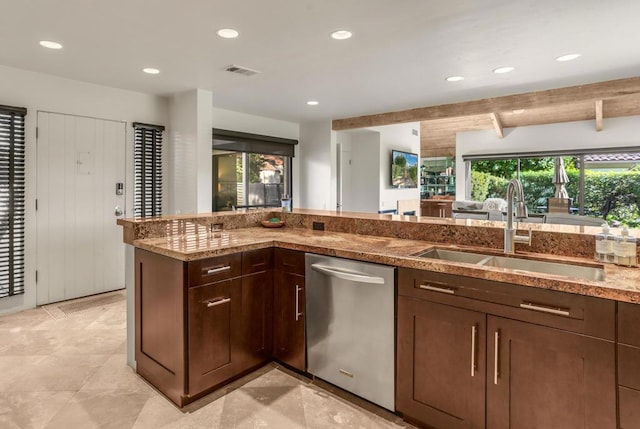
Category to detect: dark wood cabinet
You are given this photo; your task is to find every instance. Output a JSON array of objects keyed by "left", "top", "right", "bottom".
[
  {"left": 618, "top": 302, "right": 640, "bottom": 429},
  {"left": 273, "top": 249, "right": 306, "bottom": 371},
  {"left": 188, "top": 278, "right": 242, "bottom": 396},
  {"left": 397, "top": 268, "right": 616, "bottom": 429},
  {"left": 487, "top": 316, "right": 615, "bottom": 429},
  {"left": 240, "top": 270, "right": 273, "bottom": 370},
  {"left": 397, "top": 296, "right": 486, "bottom": 429},
  {"left": 421, "top": 199, "right": 453, "bottom": 218}
]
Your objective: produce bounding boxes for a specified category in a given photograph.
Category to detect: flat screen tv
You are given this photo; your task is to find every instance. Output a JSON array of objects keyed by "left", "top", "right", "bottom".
[{"left": 391, "top": 149, "right": 419, "bottom": 189}]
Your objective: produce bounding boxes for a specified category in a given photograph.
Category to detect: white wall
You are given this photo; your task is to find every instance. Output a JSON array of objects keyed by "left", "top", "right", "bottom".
[
  {"left": 0, "top": 65, "right": 169, "bottom": 315},
  {"left": 212, "top": 108, "right": 299, "bottom": 140},
  {"left": 456, "top": 117, "right": 640, "bottom": 198},
  {"left": 341, "top": 131, "right": 381, "bottom": 212},
  {"left": 298, "top": 121, "right": 337, "bottom": 210},
  {"left": 168, "top": 89, "right": 213, "bottom": 214},
  {"left": 371, "top": 123, "right": 421, "bottom": 212}
]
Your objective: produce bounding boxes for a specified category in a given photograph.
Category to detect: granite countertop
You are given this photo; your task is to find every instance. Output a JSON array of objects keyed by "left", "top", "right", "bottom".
[{"left": 133, "top": 226, "right": 640, "bottom": 304}]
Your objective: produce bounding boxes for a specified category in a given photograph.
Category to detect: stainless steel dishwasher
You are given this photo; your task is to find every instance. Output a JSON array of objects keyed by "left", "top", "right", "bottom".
[{"left": 305, "top": 253, "right": 396, "bottom": 411}]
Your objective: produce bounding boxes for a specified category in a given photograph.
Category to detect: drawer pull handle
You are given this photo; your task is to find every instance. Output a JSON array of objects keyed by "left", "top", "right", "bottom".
[
  {"left": 206, "top": 297, "right": 231, "bottom": 308},
  {"left": 205, "top": 266, "right": 231, "bottom": 275},
  {"left": 520, "top": 302, "right": 570, "bottom": 317},
  {"left": 295, "top": 285, "right": 303, "bottom": 321},
  {"left": 419, "top": 284, "right": 455, "bottom": 294},
  {"left": 494, "top": 330, "right": 500, "bottom": 385},
  {"left": 471, "top": 324, "right": 477, "bottom": 377}
]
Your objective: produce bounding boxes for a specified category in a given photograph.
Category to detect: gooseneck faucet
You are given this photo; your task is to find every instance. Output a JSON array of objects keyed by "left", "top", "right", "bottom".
[{"left": 504, "top": 178, "right": 532, "bottom": 254}]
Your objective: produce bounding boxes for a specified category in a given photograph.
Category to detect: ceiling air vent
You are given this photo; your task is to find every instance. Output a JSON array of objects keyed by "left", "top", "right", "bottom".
[{"left": 224, "top": 64, "right": 261, "bottom": 77}]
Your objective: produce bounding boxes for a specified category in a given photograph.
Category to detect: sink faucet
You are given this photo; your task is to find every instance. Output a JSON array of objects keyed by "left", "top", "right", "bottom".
[{"left": 504, "top": 178, "right": 532, "bottom": 254}]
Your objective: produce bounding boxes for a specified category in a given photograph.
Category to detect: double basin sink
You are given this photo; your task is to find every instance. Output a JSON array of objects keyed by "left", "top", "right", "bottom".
[{"left": 415, "top": 248, "right": 605, "bottom": 282}]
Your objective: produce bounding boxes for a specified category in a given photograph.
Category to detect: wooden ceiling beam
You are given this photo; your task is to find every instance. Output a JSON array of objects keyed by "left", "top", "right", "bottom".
[
  {"left": 595, "top": 99, "right": 604, "bottom": 131},
  {"left": 489, "top": 112, "right": 504, "bottom": 138},
  {"left": 332, "top": 76, "right": 640, "bottom": 130}
]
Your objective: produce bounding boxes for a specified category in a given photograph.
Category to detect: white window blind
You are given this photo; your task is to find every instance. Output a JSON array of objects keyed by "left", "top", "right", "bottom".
[
  {"left": 0, "top": 105, "right": 26, "bottom": 298},
  {"left": 133, "top": 122, "right": 164, "bottom": 217}
]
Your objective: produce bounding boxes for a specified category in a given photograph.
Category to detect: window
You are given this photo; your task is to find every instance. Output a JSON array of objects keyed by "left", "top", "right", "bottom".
[
  {"left": 464, "top": 147, "right": 640, "bottom": 226},
  {"left": 0, "top": 105, "right": 26, "bottom": 298},
  {"left": 133, "top": 122, "right": 164, "bottom": 217},
  {"left": 211, "top": 129, "right": 297, "bottom": 211}
]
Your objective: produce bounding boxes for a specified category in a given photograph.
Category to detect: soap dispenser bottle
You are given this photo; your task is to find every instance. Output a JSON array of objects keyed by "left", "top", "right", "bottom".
[
  {"left": 614, "top": 225, "right": 638, "bottom": 267},
  {"left": 595, "top": 223, "right": 614, "bottom": 263}
]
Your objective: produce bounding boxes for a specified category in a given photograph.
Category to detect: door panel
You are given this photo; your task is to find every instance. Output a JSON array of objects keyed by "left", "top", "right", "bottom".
[
  {"left": 36, "top": 112, "right": 125, "bottom": 304},
  {"left": 397, "top": 297, "right": 486, "bottom": 429},
  {"left": 487, "top": 316, "right": 615, "bottom": 429}
]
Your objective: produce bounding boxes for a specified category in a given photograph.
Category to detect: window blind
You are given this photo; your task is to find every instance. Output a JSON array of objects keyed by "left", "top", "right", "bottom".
[
  {"left": 0, "top": 105, "right": 26, "bottom": 298},
  {"left": 133, "top": 122, "right": 164, "bottom": 217}
]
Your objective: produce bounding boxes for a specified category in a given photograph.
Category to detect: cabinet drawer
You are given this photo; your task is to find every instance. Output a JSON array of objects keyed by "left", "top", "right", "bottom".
[
  {"left": 619, "top": 386, "right": 640, "bottom": 429},
  {"left": 619, "top": 302, "right": 640, "bottom": 347},
  {"left": 274, "top": 248, "right": 305, "bottom": 275},
  {"left": 188, "top": 253, "right": 241, "bottom": 287},
  {"left": 619, "top": 344, "right": 640, "bottom": 390},
  {"left": 242, "top": 248, "right": 273, "bottom": 275},
  {"left": 398, "top": 268, "right": 614, "bottom": 340}
]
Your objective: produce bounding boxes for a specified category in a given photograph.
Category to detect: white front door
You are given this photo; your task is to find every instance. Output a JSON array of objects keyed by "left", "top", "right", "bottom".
[{"left": 36, "top": 112, "right": 126, "bottom": 305}]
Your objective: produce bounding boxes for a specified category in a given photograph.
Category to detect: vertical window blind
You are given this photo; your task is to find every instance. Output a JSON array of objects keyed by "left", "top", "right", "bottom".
[
  {"left": 133, "top": 122, "right": 164, "bottom": 217},
  {"left": 0, "top": 105, "right": 26, "bottom": 298}
]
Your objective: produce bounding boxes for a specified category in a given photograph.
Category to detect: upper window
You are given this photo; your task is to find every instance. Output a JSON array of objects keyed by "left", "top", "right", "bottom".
[
  {"left": 133, "top": 122, "right": 164, "bottom": 217},
  {"left": 0, "top": 105, "right": 26, "bottom": 298}
]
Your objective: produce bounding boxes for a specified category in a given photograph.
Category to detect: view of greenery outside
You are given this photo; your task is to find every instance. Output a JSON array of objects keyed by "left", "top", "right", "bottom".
[
  {"left": 471, "top": 158, "right": 640, "bottom": 227},
  {"left": 392, "top": 154, "right": 418, "bottom": 188}
]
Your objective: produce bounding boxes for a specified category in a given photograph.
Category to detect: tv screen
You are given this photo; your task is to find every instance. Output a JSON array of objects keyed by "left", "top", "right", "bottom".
[{"left": 391, "top": 150, "right": 418, "bottom": 189}]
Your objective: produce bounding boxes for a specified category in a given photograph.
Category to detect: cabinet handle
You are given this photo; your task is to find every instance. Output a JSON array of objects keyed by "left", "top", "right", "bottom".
[
  {"left": 494, "top": 330, "right": 500, "bottom": 385},
  {"left": 419, "top": 284, "right": 455, "bottom": 294},
  {"left": 471, "top": 324, "right": 477, "bottom": 377},
  {"left": 204, "top": 266, "right": 231, "bottom": 275},
  {"left": 295, "top": 285, "right": 303, "bottom": 321},
  {"left": 206, "top": 297, "right": 231, "bottom": 308},
  {"left": 520, "top": 302, "right": 570, "bottom": 316}
]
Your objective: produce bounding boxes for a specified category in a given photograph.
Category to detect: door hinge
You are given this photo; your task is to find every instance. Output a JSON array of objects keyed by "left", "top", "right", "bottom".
[
  {"left": 35, "top": 199, "right": 38, "bottom": 211},
  {"left": 35, "top": 270, "right": 38, "bottom": 284},
  {"left": 36, "top": 127, "right": 38, "bottom": 139}
]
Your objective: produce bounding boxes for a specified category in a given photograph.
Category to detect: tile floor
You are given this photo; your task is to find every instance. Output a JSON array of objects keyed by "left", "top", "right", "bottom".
[{"left": 0, "top": 291, "right": 414, "bottom": 428}]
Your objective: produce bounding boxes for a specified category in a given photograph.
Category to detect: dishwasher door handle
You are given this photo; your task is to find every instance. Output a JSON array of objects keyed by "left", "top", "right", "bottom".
[{"left": 310, "top": 263, "right": 385, "bottom": 284}]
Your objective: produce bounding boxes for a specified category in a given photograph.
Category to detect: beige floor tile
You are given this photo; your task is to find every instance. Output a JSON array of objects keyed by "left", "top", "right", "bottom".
[
  {"left": 44, "top": 389, "right": 153, "bottom": 429},
  {"left": 0, "top": 308, "right": 51, "bottom": 330},
  {"left": 54, "top": 328, "right": 124, "bottom": 355},
  {"left": 0, "top": 329, "right": 66, "bottom": 356},
  {"left": 5, "top": 354, "right": 110, "bottom": 392},
  {"left": 86, "top": 308, "right": 127, "bottom": 331},
  {"left": 0, "top": 391, "right": 74, "bottom": 429},
  {"left": 131, "top": 394, "right": 188, "bottom": 429},
  {"left": 81, "top": 354, "right": 152, "bottom": 392},
  {"left": 0, "top": 356, "right": 48, "bottom": 392},
  {"left": 219, "top": 384, "right": 306, "bottom": 428}
]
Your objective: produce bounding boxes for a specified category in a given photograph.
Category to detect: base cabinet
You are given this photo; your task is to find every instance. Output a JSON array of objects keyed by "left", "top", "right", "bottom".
[
  {"left": 273, "top": 249, "right": 306, "bottom": 371},
  {"left": 397, "top": 268, "right": 616, "bottom": 429},
  {"left": 397, "top": 297, "right": 485, "bottom": 429}
]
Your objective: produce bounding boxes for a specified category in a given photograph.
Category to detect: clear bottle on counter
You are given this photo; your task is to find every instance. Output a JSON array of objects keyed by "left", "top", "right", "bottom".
[
  {"left": 595, "top": 223, "right": 615, "bottom": 263},
  {"left": 614, "top": 225, "right": 638, "bottom": 267},
  {"left": 281, "top": 194, "right": 291, "bottom": 212}
]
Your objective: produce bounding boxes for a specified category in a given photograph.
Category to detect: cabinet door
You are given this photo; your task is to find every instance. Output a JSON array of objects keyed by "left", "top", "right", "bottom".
[
  {"left": 487, "top": 316, "right": 615, "bottom": 429},
  {"left": 273, "top": 270, "right": 305, "bottom": 371},
  {"left": 188, "top": 278, "right": 242, "bottom": 396},
  {"left": 240, "top": 270, "right": 273, "bottom": 370},
  {"left": 397, "top": 296, "right": 486, "bottom": 429}
]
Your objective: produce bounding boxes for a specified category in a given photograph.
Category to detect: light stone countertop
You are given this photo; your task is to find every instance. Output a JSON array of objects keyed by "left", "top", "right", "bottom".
[{"left": 133, "top": 226, "right": 640, "bottom": 304}]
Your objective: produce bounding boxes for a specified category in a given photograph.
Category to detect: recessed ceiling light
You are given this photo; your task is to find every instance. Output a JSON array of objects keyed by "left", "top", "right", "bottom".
[
  {"left": 445, "top": 76, "right": 465, "bottom": 82},
  {"left": 331, "top": 30, "right": 352, "bottom": 40},
  {"left": 493, "top": 66, "right": 515, "bottom": 74},
  {"left": 512, "top": 109, "right": 525, "bottom": 114},
  {"left": 142, "top": 68, "right": 160, "bottom": 75},
  {"left": 217, "top": 28, "right": 239, "bottom": 39},
  {"left": 306, "top": 100, "right": 319, "bottom": 106},
  {"left": 555, "top": 53, "right": 581, "bottom": 62},
  {"left": 39, "top": 40, "right": 63, "bottom": 50}
]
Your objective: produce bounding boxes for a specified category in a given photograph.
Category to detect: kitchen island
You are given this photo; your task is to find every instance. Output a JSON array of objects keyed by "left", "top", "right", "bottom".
[{"left": 119, "top": 209, "right": 640, "bottom": 428}]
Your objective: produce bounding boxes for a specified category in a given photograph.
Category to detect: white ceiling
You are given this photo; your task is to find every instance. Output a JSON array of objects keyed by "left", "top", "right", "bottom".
[{"left": 2, "top": 0, "right": 639, "bottom": 124}]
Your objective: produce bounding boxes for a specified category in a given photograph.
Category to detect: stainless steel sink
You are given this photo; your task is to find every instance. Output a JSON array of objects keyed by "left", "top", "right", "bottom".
[
  {"left": 414, "top": 248, "right": 605, "bottom": 282},
  {"left": 414, "top": 248, "right": 493, "bottom": 265},
  {"left": 480, "top": 255, "right": 605, "bottom": 281}
]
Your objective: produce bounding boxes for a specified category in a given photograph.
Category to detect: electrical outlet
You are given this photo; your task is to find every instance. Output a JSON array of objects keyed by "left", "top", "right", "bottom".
[{"left": 313, "top": 222, "right": 325, "bottom": 231}]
